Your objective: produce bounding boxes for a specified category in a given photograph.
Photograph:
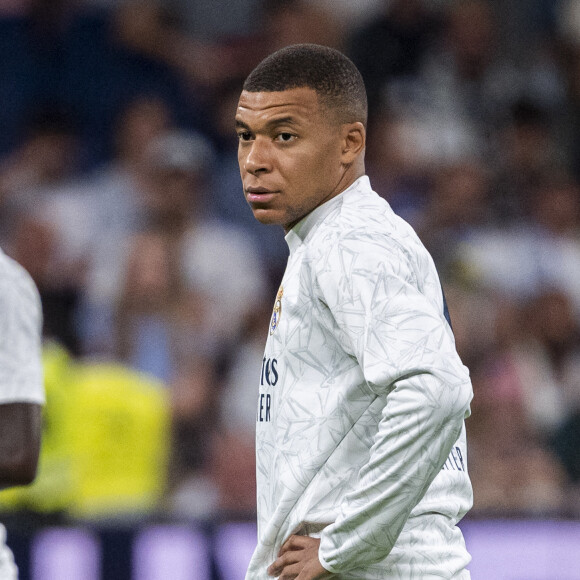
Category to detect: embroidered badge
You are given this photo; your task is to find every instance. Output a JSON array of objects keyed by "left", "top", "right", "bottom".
[{"left": 270, "top": 285, "right": 284, "bottom": 335}]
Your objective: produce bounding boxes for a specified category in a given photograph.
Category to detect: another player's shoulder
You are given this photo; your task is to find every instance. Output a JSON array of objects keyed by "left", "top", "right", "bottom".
[{"left": 0, "top": 249, "right": 41, "bottom": 311}]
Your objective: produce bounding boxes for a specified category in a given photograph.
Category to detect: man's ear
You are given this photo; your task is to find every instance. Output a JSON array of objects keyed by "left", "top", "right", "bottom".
[{"left": 340, "top": 122, "right": 365, "bottom": 165}]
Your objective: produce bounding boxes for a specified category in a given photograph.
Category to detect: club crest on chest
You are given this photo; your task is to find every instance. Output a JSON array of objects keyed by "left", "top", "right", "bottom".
[{"left": 270, "top": 286, "right": 284, "bottom": 335}]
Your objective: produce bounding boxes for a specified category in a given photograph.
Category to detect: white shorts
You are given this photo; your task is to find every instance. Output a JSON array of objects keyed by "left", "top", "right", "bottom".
[{"left": 0, "top": 526, "right": 17, "bottom": 580}]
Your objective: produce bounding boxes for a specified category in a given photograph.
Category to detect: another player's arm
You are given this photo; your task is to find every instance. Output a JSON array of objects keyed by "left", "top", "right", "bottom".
[
  {"left": 0, "top": 402, "right": 42, "bottom": 489},
  {"left": 0, "top": 261, "right": 45, "bottom": 491},
  {"left": 313, "top": 236, "right": 472, "bottom": 574}
]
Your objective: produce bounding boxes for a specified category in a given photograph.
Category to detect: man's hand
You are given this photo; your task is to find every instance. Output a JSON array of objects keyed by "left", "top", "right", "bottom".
[{"left": 267, "top": 535, "right": 334, "bottom": 580}]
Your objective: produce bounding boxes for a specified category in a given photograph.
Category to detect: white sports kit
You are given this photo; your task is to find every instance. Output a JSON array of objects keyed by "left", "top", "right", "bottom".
[
  {"left": 0, "top": 249, "right": 45, "bottom": 580},
  {"left": 246, "top": 177, "right": 473, "bottom": 579}
]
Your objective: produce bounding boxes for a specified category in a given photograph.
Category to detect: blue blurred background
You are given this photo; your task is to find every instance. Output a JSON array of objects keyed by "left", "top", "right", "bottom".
[{"left": 0, "top": 0, "right": 579, "bottom": 578}]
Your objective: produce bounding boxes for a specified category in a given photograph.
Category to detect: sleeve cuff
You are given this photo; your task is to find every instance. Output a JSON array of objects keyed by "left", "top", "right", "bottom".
[{"left": 318, "top": 547, "right": 340, "bottom": 575}]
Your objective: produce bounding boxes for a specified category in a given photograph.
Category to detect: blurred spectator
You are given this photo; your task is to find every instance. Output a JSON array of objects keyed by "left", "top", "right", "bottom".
[
  {"left": 0, "top": 1, "right": 30, "bottom": 17},
  {"left": 554, "top": 0, "right": 580, "bottom": 184},
  {"left": 552, "top": 411, "right": 580, "bottom": 509},
  {"left": 167, "top": 352, "right": 219, "bottom": 519},
  {"left": 517, "top": 291, "right": 580, "bottom": 425},
  {"left": 489, "top": 0, "right": 559, "bottom": 62},
  {"left": 219, "top": 307, "right": 271, "bottom": 440},
  {"left": 214, "top": 0, "right": 343, "bottom": 81},
  {"left": 0, "top": 0, "right": 209, "bottom": 165},
  {"left": 421, "top": 0, "right": 507, "bottom": 127},
  {"left": 440, "top": 282, "right": 498, "bottom": 374},
  {"left": 348, "top": 0, "right": 442, "bottom": 116},
  {"left": 21, "top": 94, "right": 174, "bottom": 354},
  {"left": 309, "top": 0, "right": 384, "bottom": 33},
  {"left": 184, "top": 302, "right": 274, "bottom": 518},
  {"left": 165, "top": 0, "right": 261, "bottom": 41},
  {"left": 0, "top": 103, "right": 81, "bottom": 246},
  {"left": 112, "top": 0, "right": 237, "bottom": 92},
  {"left": 370, "top": 0, "right": 567, "bottom": 170},
  {"left": 364, "top": 101, "right": 481, "bottom": 229},
  {"left": 0, "top": 104, "right": 85, "bottom": 353},
  {"left": 258, "top": 0, "right": 342, "bottom": 53},
  {"left": 418, "top": 159, "right": 492, "bottom": 277},
  {"left": 164, "top": 0, "right": 382, "bottom": 44},
  {"left": 490, "top": 99, "right": 564, "bottom": 223},
  {"left": 458, "top": 174, "right": 580, "bottom": 318},
  {"left": 466, "top": 289, "right": 580, "bottom": 515},
  {"left": 207, "top": 428, "right": 257, "bottom": 517},
  {"left": 364, "top": 108, "right": 433, "bottom": 226},
  {"left": 114, "top": 229, "right": 185, "bottom": 383},
  {"left": 77, "top": 0, "right": 211, "bottom": 158}
]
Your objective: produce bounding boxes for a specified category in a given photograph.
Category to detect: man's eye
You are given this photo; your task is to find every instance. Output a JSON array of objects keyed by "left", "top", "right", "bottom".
[
  {"left": 238, "top": 131, "right": 253, "bottom": 141},
  {"left": 276, "top": 133, "right": 295, "bottom": 142}
]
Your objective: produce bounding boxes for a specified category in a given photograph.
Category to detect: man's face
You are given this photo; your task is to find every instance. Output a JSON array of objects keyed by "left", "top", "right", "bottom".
[{"left": 236, "top": 87, "right": 347, "bottom": 232}]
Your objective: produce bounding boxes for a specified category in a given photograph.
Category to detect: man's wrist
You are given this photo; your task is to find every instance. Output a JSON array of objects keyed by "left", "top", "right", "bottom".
[{"left": 317, "top": 545, "right": 339, "bottom": 576}]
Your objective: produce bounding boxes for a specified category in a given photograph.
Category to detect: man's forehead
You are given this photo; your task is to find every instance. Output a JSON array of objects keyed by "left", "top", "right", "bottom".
[{"left": 236, "top": 87, "right": 320, "bottom": 119}]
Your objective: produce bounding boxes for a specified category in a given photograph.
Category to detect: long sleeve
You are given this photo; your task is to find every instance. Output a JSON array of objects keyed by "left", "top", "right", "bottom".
[{"left": 312, "top": 231, "right": 473, "bottom": 573}]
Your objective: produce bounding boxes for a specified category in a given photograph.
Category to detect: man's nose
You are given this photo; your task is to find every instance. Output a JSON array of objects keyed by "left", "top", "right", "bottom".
[{"left": 244, "top": 137, "right": 271, "bottom": 175}]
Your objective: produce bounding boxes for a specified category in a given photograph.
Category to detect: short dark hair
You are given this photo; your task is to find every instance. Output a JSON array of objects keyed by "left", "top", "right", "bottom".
[{"left": 243, "top": 44, "right": 368, "bottom": 127}]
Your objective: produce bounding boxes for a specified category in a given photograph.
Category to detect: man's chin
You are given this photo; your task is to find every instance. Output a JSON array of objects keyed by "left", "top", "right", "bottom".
[{"left": 251, "top": 208, "right": 285, "bottom": 227}]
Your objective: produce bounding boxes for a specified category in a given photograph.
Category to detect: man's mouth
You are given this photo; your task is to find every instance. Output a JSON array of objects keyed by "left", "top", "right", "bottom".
[{"left": 245, "top": 187, "right": 278, "bottom": 203}]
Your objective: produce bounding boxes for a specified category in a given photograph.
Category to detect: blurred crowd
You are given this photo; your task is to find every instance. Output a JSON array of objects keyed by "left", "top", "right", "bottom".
[{"left": 0, "top": 0, "right": 579, "bottom": 522}]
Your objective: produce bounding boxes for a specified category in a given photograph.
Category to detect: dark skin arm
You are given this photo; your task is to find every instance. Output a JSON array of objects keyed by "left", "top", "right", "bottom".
[
  {"left": 0, "top": 402, "right": 43, "bottom": 489},
  {"left": 268, "top": 536, "right": 334, "bottom": 580}
]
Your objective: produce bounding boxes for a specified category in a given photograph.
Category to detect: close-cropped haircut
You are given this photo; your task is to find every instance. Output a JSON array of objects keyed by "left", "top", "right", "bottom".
[{"left": 243, "top": 44, "right": 368, "bottom": 127}]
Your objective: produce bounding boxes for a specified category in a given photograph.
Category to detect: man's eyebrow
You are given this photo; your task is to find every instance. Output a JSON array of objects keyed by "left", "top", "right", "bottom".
[
  {"left": 235, "top": 116, "right": 299, "bottom": 131},
  {"left": 266, "top": 116, "right": 298, "bottom": 127}
]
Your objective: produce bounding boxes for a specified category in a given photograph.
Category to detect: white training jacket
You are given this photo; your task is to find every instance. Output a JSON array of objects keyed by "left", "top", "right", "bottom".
[{"left": 245, "top": 177, "right": 473, "bottom": 580}]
